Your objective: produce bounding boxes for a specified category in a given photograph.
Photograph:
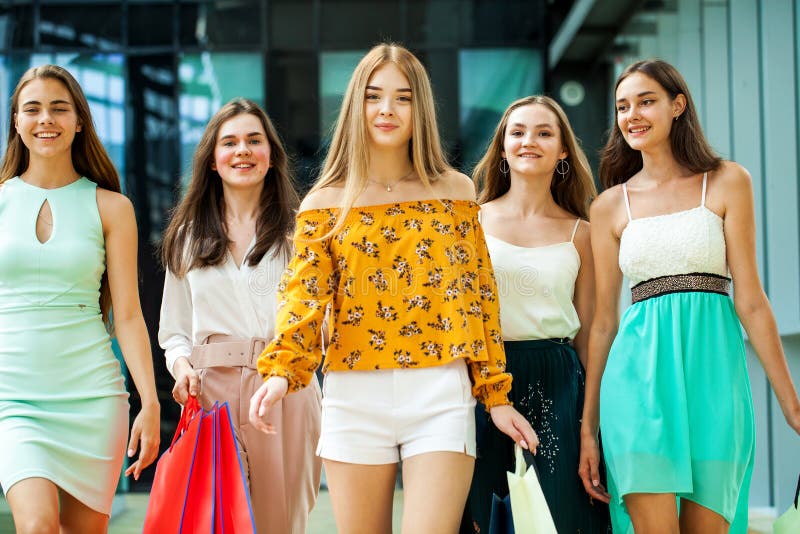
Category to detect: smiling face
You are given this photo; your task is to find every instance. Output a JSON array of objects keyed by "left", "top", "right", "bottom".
[
  {"left": 615, "top": 71, "right": 686, "bottom": 152},
  {"left": 212, "top": 113, "right": 271, "bottom": 191},
  {"left": 364, "top": 62, "right": 413, "bottom": 150},
  {"left": 501, "top": 103, "right": 567, "bottom": 180},
  {"left": 14, "top": 77, "right": 82, "bottom": 162}
]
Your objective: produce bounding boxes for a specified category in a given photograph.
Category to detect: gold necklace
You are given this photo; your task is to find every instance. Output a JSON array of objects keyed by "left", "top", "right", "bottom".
[{"left": 367, "top": 169, "right": 415, "bottom": 192}]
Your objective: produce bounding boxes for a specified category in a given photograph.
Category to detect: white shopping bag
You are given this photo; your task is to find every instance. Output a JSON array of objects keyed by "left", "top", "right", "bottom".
[{"left": 507, "top": 444, "right": 557, "bottom": 534}]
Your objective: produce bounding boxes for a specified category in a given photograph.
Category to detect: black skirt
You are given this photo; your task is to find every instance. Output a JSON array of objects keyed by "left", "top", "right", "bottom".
[{"left": 461, "top": 339, "right": 611, "bottom": 533}]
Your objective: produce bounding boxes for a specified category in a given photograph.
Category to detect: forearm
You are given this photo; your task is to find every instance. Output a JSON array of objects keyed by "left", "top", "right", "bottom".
[
  {"left": 115, "top": 315, "right": 159, "bottom": 406},
  {"left": 581, "top": 320, "right": 617, "bottom": 435},
  {"left": 574, "top": 327, "right": 589, "bottom": 369},
  {"left": 737, "top": 295, "right": 800, "bottom": 412}
]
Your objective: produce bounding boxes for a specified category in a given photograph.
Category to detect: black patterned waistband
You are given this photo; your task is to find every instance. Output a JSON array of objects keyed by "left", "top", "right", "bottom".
[{"left": 631, "top": 272, "right": 731, "bottom": 304}]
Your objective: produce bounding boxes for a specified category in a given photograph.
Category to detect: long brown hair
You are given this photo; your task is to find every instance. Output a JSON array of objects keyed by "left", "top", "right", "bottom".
[
  {"left": 599, "top": 59, "right": 721, "bottom": 189},
  {"left": 310, "top": 42, "right": 452, "bottom": 238},
  {"left": 162, "top": 98, "right": 299, "bottom": 276},
  {"left": 0, "top": 64, "right": 120, "bottom": 329},
  {"left": 474, "top": 95, "right": 596, "bottom": 219}
]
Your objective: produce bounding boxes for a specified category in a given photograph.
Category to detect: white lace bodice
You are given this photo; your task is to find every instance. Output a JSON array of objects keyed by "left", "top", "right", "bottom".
[{"left": 618, "top": 173, "right": 728, "bottom": 286}]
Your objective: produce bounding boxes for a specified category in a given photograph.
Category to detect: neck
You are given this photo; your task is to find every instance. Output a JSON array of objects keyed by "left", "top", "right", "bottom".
[
  {"left": 21, "top": 155, "right": 80, "bottom": 188},
  {"left": 639, "top": 144, "right": 689, "bottom": 183},
  {"left": 502, "top": 171, "right": 558, "bottom": 216},
  {"left": 222, "top": 182, "right": 263, "bottom": 224},
  {"left": 367, "top": 146, "right": 413, "bottom": 183}
]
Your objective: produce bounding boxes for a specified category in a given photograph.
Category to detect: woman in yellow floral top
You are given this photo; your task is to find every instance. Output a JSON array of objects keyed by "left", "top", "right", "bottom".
[{"left": 249, "top": 43, "right": 537, "bottom": 533}]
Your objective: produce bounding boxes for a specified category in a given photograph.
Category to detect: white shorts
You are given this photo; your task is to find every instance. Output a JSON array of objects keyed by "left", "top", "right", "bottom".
[{"left": 316, "top": 359, "right": 477, "bottom": 464}]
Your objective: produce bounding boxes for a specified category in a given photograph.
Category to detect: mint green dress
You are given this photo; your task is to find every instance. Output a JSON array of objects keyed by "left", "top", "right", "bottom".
[
  {"left": 0, "top": 177, "right": 129, "bottom": 514},
  {"left": 599, "top": 176, "right": 755, "bottom": 533}
]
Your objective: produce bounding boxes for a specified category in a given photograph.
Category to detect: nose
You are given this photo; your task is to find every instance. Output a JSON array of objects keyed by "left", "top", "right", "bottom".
[
  {"left": 378, "top": 97, "right": 394, "bottom": 117},
  {"left": 522, "top": 131, "right": 537, "bottom": 146},
  {"left": 235, "top": 141, "right": 251, "bottom": 155},
  {"left": 38, "top": 109, "right": 54, "bottom": 125}
]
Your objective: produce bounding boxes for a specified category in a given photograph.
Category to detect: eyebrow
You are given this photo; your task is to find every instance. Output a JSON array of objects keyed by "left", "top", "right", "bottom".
[
  {"left": 509, "top": 122, "right": 555, "bottom": 128},
  {"left": 219, "top": 132, "right": 266, "bottom": 141},
  {"left": 616, "top": 90, "right": 657, "bottom": 103},
  {"left": 21, "top": 99, "right": 73, "bottom": 107},
  {"left": 366, "top": 85, "right": 412, "bottom": 93}
]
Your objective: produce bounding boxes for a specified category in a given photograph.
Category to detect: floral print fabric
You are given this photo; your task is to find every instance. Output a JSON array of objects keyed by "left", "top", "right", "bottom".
[{"left": 257, "top": 199, "right": 512, "bottom": 408}]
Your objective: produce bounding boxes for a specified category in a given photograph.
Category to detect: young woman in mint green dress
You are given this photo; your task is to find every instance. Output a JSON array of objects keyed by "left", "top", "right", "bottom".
[
  {"left": 579, "top": 59, "right": 800, "bottom": 534},
  {"left": 0, "top": 65, "right": 160, "bottom": 533}
]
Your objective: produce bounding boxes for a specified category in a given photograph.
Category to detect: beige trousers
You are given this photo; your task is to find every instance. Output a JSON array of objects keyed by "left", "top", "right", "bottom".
[{"left": 190, "top": 337, "right": 322, "bottom": 534}]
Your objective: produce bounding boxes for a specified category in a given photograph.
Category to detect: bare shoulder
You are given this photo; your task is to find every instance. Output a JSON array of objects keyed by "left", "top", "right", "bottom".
[
  {"left": 299, "top": 186, "right": 343, "bottom": 212},
  {"left": 96, "top": 188, "right": 135, "bottom": 221},
  {"left": 435, "top": 170, "right": 476, "bottom": 202},
  {"left": 590, "top": 184, "right": 624, "bottom": 219},
  {"left": 711, "top": 161, "right": 752, "bottom": 190}
]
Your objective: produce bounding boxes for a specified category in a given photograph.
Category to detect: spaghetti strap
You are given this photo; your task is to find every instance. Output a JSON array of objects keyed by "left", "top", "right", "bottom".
[
  {"left": 570, "top": 218, "right": 581, "bottom": 242},
  {"left": 701, "top": 172, "right": 708, "bottom": 207},
  {"left": 622, "top": 183, "right": 633, "bottom": 221}
]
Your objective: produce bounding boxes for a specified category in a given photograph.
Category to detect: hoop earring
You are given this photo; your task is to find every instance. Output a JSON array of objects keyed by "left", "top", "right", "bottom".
[
  {"left": 556, "top": 158, "right": 570, "bottom": 178},
  {"left": 499, "top": 158, "right": 510, "bottom": 175}
]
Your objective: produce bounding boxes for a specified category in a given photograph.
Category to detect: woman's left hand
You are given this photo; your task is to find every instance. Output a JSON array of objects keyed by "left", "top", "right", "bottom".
[
  {"left": 124, "top": 401, "right": 161, "bottom": 480},
  {"left": 488, "top": 404, "right": 539, "bottom": 454}
]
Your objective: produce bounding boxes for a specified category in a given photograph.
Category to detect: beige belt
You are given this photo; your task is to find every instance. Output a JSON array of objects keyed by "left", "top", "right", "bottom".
[{"left": 189, "top": 334, "right": 268, "bottom": 370}]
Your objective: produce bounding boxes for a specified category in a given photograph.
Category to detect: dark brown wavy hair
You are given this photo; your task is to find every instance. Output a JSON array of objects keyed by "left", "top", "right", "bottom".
[
  {"left": 474, "top": 95, "right": 596, "bottom": 219},
  {"left": 599, "top": 59, "right": 721, "bottom": 189},
  {"left": 0, "top": 64, "right": 120, "bottom": 329},
  {"left": 162, "top": 98, "right": 299, "bottom": 276}
]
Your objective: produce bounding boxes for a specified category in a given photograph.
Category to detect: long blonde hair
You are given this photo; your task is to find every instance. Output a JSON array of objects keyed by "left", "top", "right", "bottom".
[
  {"left": 310, "top": 43, "right": 452, "bottom": 237},
  {"left": 474, "top": 95, "right": 596, "bottom": 219},
  {"left": 0, "top": 64, "right": 120, "bottom": 330}
]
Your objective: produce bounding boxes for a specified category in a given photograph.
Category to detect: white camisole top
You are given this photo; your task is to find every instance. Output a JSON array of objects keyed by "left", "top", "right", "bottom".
[
  {"left": 618, "top": 173, "right": 728, "bottom": 286},
  {"left": 485, "top": 219, "right": 582, "bottom": 341}
]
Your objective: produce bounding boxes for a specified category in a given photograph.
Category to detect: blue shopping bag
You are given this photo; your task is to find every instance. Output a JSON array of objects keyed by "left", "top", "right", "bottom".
[{"left": 488, "top": 493, "right": 514, "bottom": 534}]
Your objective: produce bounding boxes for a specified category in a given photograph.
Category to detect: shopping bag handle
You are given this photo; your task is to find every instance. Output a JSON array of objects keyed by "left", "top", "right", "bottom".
[
  {"left": 513, "top": 444, "right": 542, "bottom": 480},
  {"left": 793, "top": 473, "right": 800, "bottom": 509},
  {"left": 170, "top": 396, "right": 202, "bottom": 450}
]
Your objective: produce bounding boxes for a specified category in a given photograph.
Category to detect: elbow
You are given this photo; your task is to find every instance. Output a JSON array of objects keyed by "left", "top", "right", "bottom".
[{"left": 734, "top": 292, "right": 770, "bottom": 322}]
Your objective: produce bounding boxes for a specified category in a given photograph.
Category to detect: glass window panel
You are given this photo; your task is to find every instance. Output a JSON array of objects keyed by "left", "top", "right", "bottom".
[
  {"left": 268, "top": 52, "right": 319, "bottom": 188},
  {"left": 319, "top": 50, "right": 363, "bottom": 136},
  {"left": 129, "top": 4, "right": 174, "bottom": 47},
  {"left": 461, "top": 0, "right": 545, "bottom": 47},
  {"left": 320, "top": 1, "right": 401, "bottom": 48},
  {"left": 459, "top": 48, "right": 542, "bottom": 167},
  {"left": 179, "top": 3, "right": 202, "bottom": 47},
  {"left": 186, "top": 1, "right": 264, "bottom": 48},
  {"left": 179, "top": 52, "right": 265, "bottom": 182},
  {"left": 270, "top": 0, "right": 314, "bottom": 50},
  {"left": 407, "top": 0, "right": 460, "bottom": 47},
  {"left": 0, "top": 6, "right": 34, "bottom": 49},
  {"left": 39, "top": 4, "right": 122, "bottom": 49}
]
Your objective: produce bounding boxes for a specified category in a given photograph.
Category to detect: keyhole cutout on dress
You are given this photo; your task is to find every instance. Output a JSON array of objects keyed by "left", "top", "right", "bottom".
[{"left": 36, "top": 199, "right": 54, "bottom": 244}]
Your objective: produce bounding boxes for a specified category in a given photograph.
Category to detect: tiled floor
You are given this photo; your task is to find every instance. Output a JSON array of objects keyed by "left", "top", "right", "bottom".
[
  {"left": 0, "top": 493, "right": 775, "bottom": 533},
  {"left": 107, "top": 490, "right": 403, "bottom": 533}
]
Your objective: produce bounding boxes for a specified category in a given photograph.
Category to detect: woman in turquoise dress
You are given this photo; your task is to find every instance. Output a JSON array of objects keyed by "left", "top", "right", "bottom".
[
  {"left": 0, "top": 65, "right": 160, "bottom": 532},
  {"left": 579, "top": 59, "right": 800, "bottom": 534}
]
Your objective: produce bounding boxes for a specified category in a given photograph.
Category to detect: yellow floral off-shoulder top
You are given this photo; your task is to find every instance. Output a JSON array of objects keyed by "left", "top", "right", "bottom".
[{"left": 257, "top": 199, "right": 512, "bottom": 409}]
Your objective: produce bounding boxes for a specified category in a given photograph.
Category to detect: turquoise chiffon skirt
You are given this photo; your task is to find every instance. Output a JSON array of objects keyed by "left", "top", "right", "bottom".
[{"left": 599, "top": 291, "right": 755, "bottom": 533}]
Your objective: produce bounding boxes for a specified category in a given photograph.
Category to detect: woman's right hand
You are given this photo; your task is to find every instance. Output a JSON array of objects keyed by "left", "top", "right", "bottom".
[
  {"left": 578, "top": 430, "right": 611, "bottom": 503},
  {"left": 248, "top": 376, "right": 289, "bottom": 434},
  {"left": 172, "top": 356, "right": 200, "bottom": 405}
]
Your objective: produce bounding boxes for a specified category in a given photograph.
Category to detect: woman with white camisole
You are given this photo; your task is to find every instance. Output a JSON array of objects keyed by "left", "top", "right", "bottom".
[{"left": 461, "top": 96, "right": 610, "bottom": 534}]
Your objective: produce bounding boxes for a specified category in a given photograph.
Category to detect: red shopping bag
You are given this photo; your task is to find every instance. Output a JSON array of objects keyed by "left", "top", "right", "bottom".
[
  {"left": 143, "top": 397, "right": 203, "bottom": 533},
  {"left": 214, "top": 402, "right": 256, "bottom": 533},
  {"left": 180, "top": 407, "right": 216, "bottom": 533}
]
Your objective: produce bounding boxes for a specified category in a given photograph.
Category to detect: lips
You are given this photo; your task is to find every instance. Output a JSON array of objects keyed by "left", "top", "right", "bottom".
[
  {"left": 375, "top": 123, "right": 398, "bottom": 131},
  {"left": 34, "top": 132, "right": 59, "bottom": 139},
  {"left": 628, "top": 126, "right": 650, "bottom": 135},
  {"left": 232, "top": 163, "right": 255, "bottom": 169}
]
